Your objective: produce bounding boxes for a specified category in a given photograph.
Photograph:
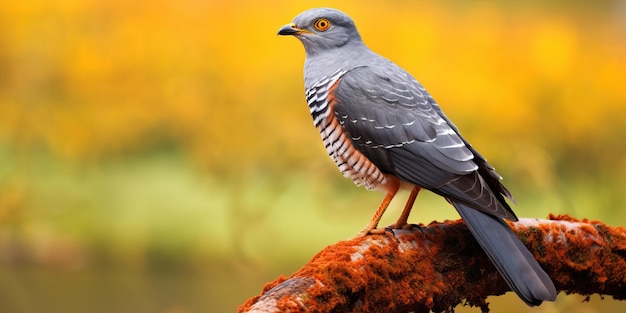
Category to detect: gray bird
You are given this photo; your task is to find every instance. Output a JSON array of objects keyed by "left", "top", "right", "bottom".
[{"left": 278, "top": 7, "right": 557, "bottom": 305}]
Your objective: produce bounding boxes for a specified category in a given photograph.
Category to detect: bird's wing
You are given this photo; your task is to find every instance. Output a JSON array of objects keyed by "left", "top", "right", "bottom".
[
  {"left": 428, "top": 94, "right": 516, "bottom": 205},
  {"left": 332, "top": 65, "right": 516, "bottom": 220}
]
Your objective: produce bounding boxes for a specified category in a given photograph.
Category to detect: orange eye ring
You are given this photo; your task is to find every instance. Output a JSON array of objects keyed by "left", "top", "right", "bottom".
[{"left": 314, "top": 18, "right": 331, "bottom": 31}]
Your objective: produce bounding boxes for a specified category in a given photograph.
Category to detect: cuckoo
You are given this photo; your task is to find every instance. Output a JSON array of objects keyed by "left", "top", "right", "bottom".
[{"left": 278, "top": 7, "right": 557, "bottom": 305}]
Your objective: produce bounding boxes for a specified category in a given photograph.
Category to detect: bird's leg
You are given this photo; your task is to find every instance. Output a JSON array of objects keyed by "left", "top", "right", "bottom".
[
  {"left": 355, "top": 183, "right": 399, "bottom": 237},
  {"left": 393, "top": 185, "right": 421, "bottom": 229}
]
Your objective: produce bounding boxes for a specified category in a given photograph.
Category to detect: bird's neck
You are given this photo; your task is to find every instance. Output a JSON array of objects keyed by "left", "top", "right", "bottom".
[{"left": 303, "top": 43, "right": 376, "bottom": 90}]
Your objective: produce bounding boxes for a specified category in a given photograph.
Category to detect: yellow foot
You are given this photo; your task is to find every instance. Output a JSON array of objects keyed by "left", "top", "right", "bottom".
[{"left": 353, "top": 227, "right": 393, "bottom": 238}]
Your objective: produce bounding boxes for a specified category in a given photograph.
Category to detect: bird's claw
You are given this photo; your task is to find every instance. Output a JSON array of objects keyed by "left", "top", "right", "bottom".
[
  {"left": 353, "top": 227, "right": 394, "bottom": 238},
  {"left": 353, "top": 223, "right": 422, "bottom": 239},
  {"left": 386, "top": 223, "right": 424, "bottom": 234}
]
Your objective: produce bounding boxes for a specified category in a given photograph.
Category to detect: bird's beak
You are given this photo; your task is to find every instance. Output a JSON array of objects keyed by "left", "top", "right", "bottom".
[{"left": 277, "top": 23, "right": 309, "bottom": 36}]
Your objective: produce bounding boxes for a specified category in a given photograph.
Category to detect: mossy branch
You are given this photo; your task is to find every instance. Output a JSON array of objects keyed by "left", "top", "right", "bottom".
[{"left": 238, "top": 215, "right": 626, "bottom": 313}]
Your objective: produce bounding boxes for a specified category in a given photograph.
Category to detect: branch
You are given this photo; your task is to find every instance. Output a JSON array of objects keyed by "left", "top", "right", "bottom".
[{"left": 238, "top": 215, "right": 626, "bottom": 313}]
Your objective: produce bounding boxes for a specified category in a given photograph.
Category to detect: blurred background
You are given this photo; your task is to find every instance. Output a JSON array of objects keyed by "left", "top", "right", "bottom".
[{"left": 0, "top": 0, "right": 625, "bottom": 312}]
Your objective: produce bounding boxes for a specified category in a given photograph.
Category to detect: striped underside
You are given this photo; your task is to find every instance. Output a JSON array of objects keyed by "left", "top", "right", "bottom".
[{"left": 306, "top": 70, "right": 387, "bottom": 190}]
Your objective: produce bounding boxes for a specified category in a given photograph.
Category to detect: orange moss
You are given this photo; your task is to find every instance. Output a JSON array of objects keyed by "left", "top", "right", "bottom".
[
  {"left": 237, "top": 275, "right": 289, "bottom": 312},
  {"left": 240, "top": 221, "right": 504, "bottom": 312},
  {"left": 514, "top": 215, "right": 626, "bottom": 301},
  {"left": 239, "top": 216, "right": 626, "bottom": 312}
]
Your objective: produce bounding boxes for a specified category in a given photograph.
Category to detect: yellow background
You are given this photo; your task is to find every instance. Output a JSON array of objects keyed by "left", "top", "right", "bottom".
[{"left": 0, "top": 0, "right": 625, "bottom": 312}]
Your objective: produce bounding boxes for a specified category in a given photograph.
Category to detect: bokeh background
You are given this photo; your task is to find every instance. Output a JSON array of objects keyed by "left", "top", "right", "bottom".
[{"left": 1, "top": 0, "right": 625, "bottom": 312}]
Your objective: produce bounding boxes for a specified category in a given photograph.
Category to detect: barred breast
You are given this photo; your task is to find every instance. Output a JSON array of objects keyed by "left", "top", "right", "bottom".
[{"left": 306, "top": 70, "right": 387, "bottom": 191}]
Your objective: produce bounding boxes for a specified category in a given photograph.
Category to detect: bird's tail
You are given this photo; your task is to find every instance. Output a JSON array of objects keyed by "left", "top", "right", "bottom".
[{"left": 452, "top": 202, "right": 557, "bottom": 306}]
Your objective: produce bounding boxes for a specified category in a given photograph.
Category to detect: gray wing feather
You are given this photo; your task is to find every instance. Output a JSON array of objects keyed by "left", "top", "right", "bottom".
[
  {"left": 429, "top": 94, "right": 516, "bottom": 203},
  {"left": 332, "top": 65, "right": 516, "bottom": 220}
]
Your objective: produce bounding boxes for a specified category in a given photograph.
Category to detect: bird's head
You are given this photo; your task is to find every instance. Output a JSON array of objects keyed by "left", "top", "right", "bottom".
[{"left": 277, "top": 8, "right": 363, "bottom": 56}]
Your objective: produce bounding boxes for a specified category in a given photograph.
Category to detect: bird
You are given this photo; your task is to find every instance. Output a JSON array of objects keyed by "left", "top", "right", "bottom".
[{"left": 277, "top": 7, "right": 557, "bottom": 305}]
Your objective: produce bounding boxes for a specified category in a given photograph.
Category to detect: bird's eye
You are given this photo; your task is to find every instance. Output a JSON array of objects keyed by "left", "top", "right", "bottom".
[{"left": 314, "top": 18, "right": 331, "bottom": 31}]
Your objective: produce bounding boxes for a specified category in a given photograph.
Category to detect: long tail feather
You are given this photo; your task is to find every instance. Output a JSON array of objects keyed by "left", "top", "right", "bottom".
[{"left": 453, "top": 202, "right": 557, "bottom": 305}]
